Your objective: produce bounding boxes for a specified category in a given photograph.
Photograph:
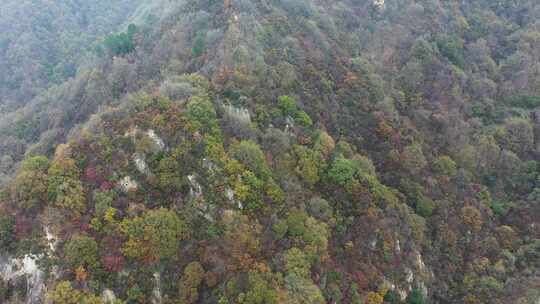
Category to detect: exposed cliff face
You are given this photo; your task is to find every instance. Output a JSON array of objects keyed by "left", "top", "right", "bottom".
[{"left": 0, "top": 255, "right": 45, "bottom": 304}]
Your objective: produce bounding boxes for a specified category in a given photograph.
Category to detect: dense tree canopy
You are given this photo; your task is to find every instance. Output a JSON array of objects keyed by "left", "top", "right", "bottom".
[{"left": 0, "top": 0, "right": 539, "bottom": 303}]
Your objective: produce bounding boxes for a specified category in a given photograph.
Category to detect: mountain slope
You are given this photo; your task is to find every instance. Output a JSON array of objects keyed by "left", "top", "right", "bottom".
[{"left": 0, "top": 0, "right": 539, "bottom": 303}]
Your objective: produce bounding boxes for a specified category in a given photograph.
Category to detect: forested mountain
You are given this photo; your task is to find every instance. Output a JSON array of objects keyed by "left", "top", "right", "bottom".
[{"left": 0, "top": 0, "right": 539, "bottom": 303}]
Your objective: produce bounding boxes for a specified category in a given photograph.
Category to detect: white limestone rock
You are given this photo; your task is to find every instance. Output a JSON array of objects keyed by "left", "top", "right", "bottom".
[
  {"left": 119, "top": 176, "right": 138, "bottom": 192},
  {"left": 102, "top": 289, "right": 117, "bottom": 304},
  {"left": 147, "top": 129, "right": 165, "bottom": 151},
  {"left": 133, "top": 153, "right": 151, "bottom": 175},
  {"left": 188, "top": 175, "right": 203, "bottom": 199},
  {"left": 374, "top": 0, "right": 385, "bottom": 10},
  {"left": 44, "top": 226, "right": 58, "bottom": 252}
]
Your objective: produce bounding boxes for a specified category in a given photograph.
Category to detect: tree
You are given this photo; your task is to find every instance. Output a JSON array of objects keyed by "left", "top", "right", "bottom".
[
  {"left": 229, "top": 140, "right": 269, "bottom": 177},
  {"left": 402, "top": 144, "right": 427, "bottom": 174},
  {"left": 283, "top": 247, "right": 310, "bottom": 278},
  {"left": 156, "top": 156, "right": 184, "bottom": 192},
  {"left": 64, "top": 234, "right": 100, "bottom": 272},
  {"left": 410, "top": 38, "right": 436, "bottom": 63},
  {"left": 284, "top": 274, "right": 325, "bottom": 304},
  {"left": 433, "top": 155, "right": 457, "bottom": 176},
  {"left": 9, "top": 156, "right": 49, "bottom": 210},
  {"left": 48, "top": 281, "right": 83, "bottom": 304},
  {"left": 186, "top": 95, "right": 220, "bottom": 135},
  {"left": 287, "top": 211, "right": 308, "bottom": 237},
  {"left": 93, "top": 190, "right": 115, "bottom": 217},
  {"left": 144, "top": 208, "right": 191, "bottom": 260},
  {"left": 295, "top": 111, "right": 313, "bottom": 127},
  {"left": 178, "top": 262, "right": 205, "bottom": 304},
  {"left": 47, "top": 158, "right": 86, "bottom": 216},
  {"left": 495, "top": 225, "right": 518, "bottom": 249},
  {"left": 294, "top": 146, "right": 324, "bottom": 186},
  {"left": 272, "top": 219, "right": 288, "bottom": 240},
  {"left": 462, "top": 206, "right": 483, "bottom": 233},
  {"left": 313, "top": 131, "right": 335, "bottom": 158},
  {"left": 366, "top": 292, "right": 384, "bottom": 304},
  {"left": 415, "top": 196, "right": 436, "bottom": 218},
  {"left": 278, "top": 95, "right": 299, "bottom": 116},
  {"left": 192, "top": 31, "right": 207, "bottom": 57},
  {"left": 497, "top": 117, "right": 534, "bottom": 156},
  {"left": 0, "top": 214, "right": 13, "bottom": 251},
  {"left": 240, "top": 272, "right": 279, "bottom": 304},
  {"left": 406, "top": 288, "right": 426, "bottom": 304},
  {"left": 327, "top": 156, "right": 357, "bottom": 187},
  {"left": 121, "top": 208, "right": 189, "bottom": 262},
  {"left": 307, "top": 197, "right": 332, "bottom": 221},
  {"left": 277, "top": 95, "right": 312, "bottom": 127},
  {"left": 302, "top": 217, "right": 329, "bottom": 261},
  {"left": 436, "top": 34, "right": 465, "bottom": 68},
  {"left": 48, "top": 281, "right": 102, "bottom": 304},
  {"left": 103, "top": 24, "right": 137, "bottom": 56}
]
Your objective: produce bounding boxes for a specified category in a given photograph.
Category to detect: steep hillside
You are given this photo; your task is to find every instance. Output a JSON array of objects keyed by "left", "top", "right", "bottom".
[{"left": 0, "top": 0, "right": 539, "bottom": 303}]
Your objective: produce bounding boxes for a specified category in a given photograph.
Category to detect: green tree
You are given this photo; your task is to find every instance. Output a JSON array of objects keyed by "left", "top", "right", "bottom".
[
  {"left": 272, "top": 219, "right": 288, "bottom": 240},
  {"left": 277, "top": 95, "right": 312, "bottom": 127},
  {"left": 287, "top": 211, "right": 308, "bottom": 237},
  {"left": 103, "top": 24, "right": 137, "bottom": 56},
  {"left": 192, "top": 31, "right": 207, "bottom": 57},
  {"left": 415, "top": 196, "right": 436, "bottom": 218},
  {"left": 278, "top": 95, "right": 299, "bottom": 116},
  {"left": 327, "top": 156, "right": 357, "bottom": 187},
  {"left": 436, "top": 34, "right": 465, "bottom": 68},
  {"left": 406, "top": 288, "right": 426, "bottom": 304},
  {"left": 294, "top": 111, "right": 313, "bottom": 127}
]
